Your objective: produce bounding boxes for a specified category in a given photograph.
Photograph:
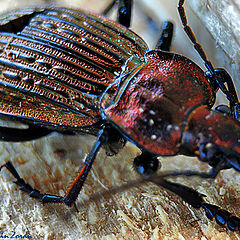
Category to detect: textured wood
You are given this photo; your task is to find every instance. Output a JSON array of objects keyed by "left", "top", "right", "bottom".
[{"left": 0, "top": 0, "right": 239, "bottom": 240}]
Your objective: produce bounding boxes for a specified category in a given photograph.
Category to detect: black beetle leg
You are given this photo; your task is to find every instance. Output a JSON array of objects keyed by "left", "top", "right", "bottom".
[
  {"left": 0, "top": 128, "right": 109, "bottom": 207},
  {"left": 152, "top": 178, "right": 240, "bottom": 231},
  {"left": 206, "top": 68, "right": 240, "bottom": 118},
  {"left": 0, "top": 161, "right": 64, "bottom": 204},
  {"left": 62, "top": 128, "right": 108, "bottom": 206},
  {"left": 155, "top": 21, "right": 174, "bottom": 52},
  {"left": 102, "top": 0, "right": 132, "bottom": 28},
  {"left": 117, "top": 0, "right": 132, "bottom": 28},
  {"left": 0, "top": 125, "right": 52, "bottom": 141}
]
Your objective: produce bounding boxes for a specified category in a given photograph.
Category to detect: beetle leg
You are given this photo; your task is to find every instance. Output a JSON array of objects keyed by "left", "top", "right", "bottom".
[
  {"left": 62, "top": 128, "right": 109, "bottom": 206},
  {"left": 155, "top": 21, "right": 174, "bottom": 51},
  {"left": 0, "top": 161, "right": 64, "bottom": 203},
  {"left": 152, "top": 178, "right": 240, "bottom": 231},
  {"left": 0, "top": 125, "right": 52, "bottom": 141},
  {"left": 0, "top": 128, "right": 109, "bottom": 206},
  {"left": 117, "top": 0, "right": 132, "bottom": 28},
  {"left": 102, "top": 0, "right": 132, "bottom": 28},
  {"left": 206, "top": 68, "right": 240, "bottom": 119}
]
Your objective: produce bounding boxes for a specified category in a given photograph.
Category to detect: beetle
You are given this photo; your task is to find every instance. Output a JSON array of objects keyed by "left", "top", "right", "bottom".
[{"left": 0, "top": 0, "right": 240, "bottom": 231}]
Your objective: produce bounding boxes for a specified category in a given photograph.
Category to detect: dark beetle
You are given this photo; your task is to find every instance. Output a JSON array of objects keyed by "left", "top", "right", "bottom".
[{"left": 0, "top": 0, "right": 240, "bottom": 231}]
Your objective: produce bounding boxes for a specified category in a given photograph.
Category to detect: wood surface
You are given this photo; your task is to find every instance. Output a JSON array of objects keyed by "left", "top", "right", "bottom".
[{"left": 0, "top": 0, "right": 239, "bottom": 239}]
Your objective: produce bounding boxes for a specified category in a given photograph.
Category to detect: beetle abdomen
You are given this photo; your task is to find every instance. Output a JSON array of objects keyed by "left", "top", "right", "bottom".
[{"left": 0, "top": 7, "right": 148, "bottom": 129}]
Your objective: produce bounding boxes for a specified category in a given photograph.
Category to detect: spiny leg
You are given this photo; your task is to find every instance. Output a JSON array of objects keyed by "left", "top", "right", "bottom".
[
  {"left": 117, "top": 0, "right": 132, "bottom": 28},
  {"left": 178, "top": 0, "right": 239, "bottom": 118},
  {"left": 0, "top": 127, "right": 110, "bottom": 206},
  {"left": 155, "top": 21, "right": 174, "bottom": 51}
]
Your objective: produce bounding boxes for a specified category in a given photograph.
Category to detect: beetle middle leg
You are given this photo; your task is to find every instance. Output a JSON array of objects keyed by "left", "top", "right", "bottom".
[
  {"left": 132, "top": 151, "right": 240, "bottom": 231},
  {"left": 0, "top": 126, "right": 116, "bottom": 207},
  {"left": 133, "top": 151, "right": 240, "bottom": 230}
]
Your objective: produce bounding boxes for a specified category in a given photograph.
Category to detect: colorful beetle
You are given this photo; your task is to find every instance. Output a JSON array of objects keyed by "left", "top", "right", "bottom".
[{"left": 0, "top": 0, "right": 239, "bottom": 231}]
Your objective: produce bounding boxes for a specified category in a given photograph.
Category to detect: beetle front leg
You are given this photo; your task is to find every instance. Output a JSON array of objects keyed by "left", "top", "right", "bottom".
[
  {"left": 155, "top": 21, "right": 174, "bottom": 51},
  {"left": 0, "top": 128, "right": 109, "bottom": 206},
  {"left": 153, "top": 179, "right": 240, "bottom": 231},
  {"left": 206, "top": 68, "right": 240, "bottom": 119},
  {"left": 117, "top": 0, "right": 132, "bottom": 28},
  {"left": 102, "top": 0, "right": 132, "bottom": 28}
]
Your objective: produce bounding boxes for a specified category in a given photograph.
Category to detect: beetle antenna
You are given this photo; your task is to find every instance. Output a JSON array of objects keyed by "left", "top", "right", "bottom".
[
  {"left": 178, "top": 0, "right": 214, "bottom": 74},
  {"left": 178, "top": 0, "right": 240, "bottom": 116}
]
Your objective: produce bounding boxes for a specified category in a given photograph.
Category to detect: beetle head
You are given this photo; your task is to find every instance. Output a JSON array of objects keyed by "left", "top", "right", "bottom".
[{"left": 182, "top": 105, "right": 240, "bottom": 171}]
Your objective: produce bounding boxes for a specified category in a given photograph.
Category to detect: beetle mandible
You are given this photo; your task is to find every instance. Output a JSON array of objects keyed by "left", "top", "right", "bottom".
[{"left": 0, "top": 0, "right": 240, "bottom": 231}]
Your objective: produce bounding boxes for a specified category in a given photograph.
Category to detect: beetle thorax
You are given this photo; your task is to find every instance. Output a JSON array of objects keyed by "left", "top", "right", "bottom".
[{"left": 101, "top": 50, "right": 215, "bottom": 155}]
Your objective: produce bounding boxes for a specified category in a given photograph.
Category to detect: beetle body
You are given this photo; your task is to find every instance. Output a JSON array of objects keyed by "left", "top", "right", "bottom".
[
  {"left": 1, "top": 6, "right": 238, "bottom": 161},
  {"left": 1, "top": 2, "right": 240, "bottom": 232}
]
